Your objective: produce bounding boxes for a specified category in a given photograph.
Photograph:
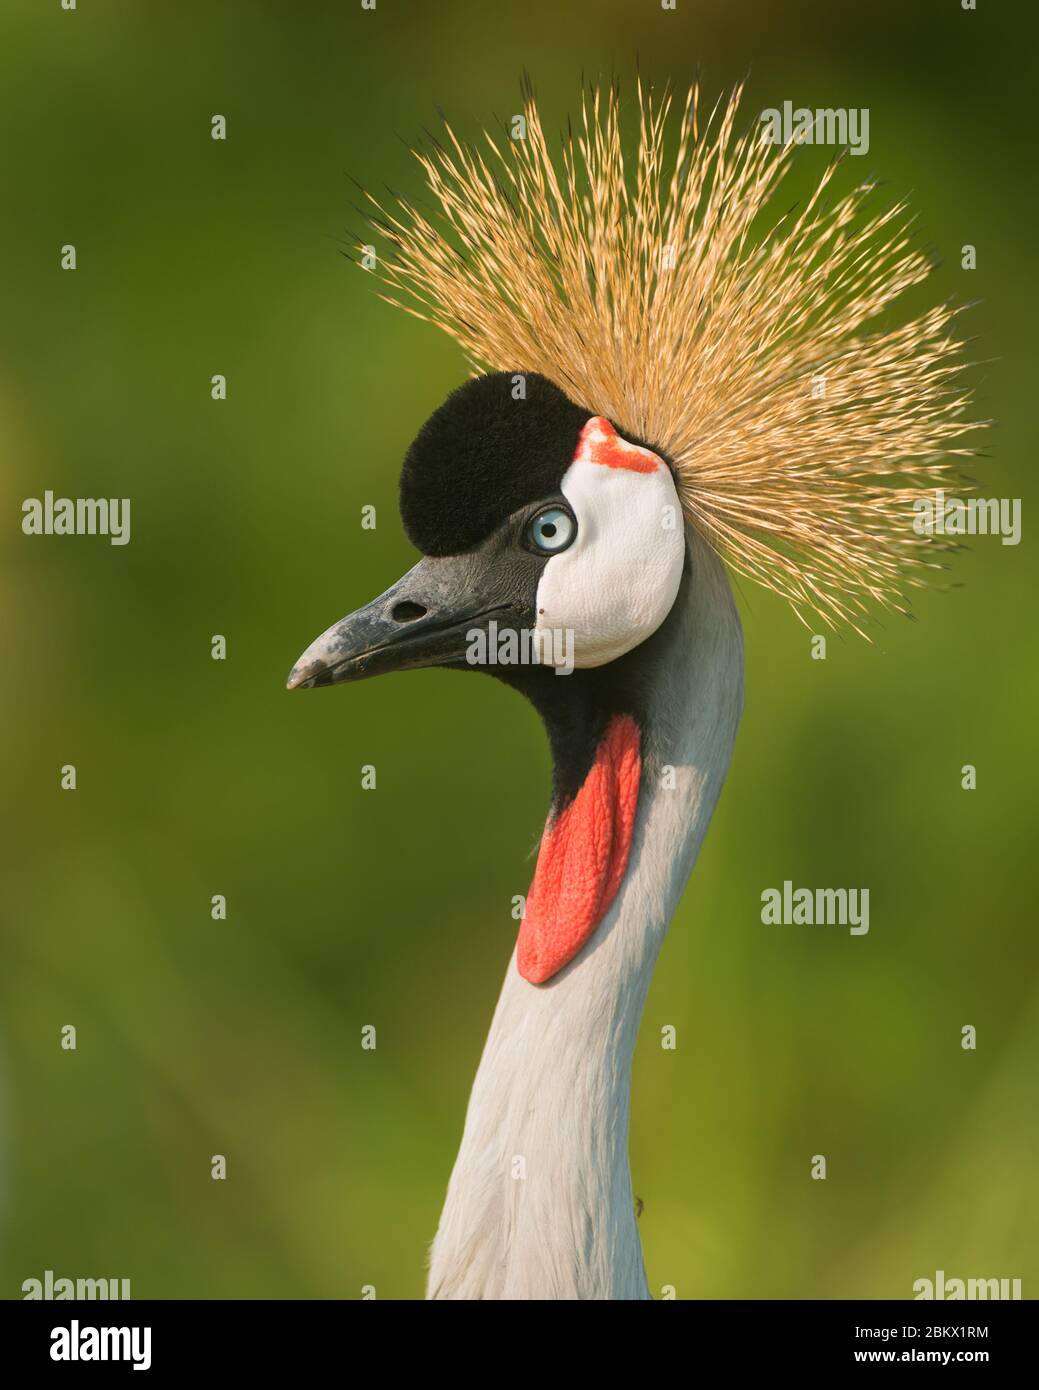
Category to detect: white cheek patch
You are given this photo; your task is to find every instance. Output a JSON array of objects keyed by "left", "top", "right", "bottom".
[{"left": 534, "top": 417, "right": 685, "bottom": 667}]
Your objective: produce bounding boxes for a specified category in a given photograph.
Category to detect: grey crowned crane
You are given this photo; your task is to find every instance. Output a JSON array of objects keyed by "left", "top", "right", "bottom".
[{"left": 288, "top": 81, "right": 977, "bottom": 1300}]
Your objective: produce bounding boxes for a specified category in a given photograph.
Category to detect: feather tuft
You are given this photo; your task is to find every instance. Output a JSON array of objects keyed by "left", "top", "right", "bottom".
[{"left": 359, "top": 81, "right": 984, "bottom": 632}]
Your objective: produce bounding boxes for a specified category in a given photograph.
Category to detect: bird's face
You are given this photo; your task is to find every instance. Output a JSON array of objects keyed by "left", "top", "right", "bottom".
[
  {"left": 287, "top": 372, "right": 685, "bottom": 691},
  {"left": 289, "top": 371, "right": 689, "bottom": 984}
]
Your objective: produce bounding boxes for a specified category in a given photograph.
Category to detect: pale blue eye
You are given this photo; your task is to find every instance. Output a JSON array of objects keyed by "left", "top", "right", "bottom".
[{"left": 528, "top": 507, "right": 576, "bottom": 554}]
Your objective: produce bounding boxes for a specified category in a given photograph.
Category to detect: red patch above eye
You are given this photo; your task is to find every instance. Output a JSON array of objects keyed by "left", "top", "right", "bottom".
[
  {"left": 517, "top": 714, "right": 642, "bottom": 984},
  {"left": 573, "top": 416, "right": 662, "bottom": 474}
]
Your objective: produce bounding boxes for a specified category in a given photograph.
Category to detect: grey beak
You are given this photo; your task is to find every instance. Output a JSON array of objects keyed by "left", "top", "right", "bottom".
[{"left": 287, "top": 553, "right": 527, "bottom": 690}]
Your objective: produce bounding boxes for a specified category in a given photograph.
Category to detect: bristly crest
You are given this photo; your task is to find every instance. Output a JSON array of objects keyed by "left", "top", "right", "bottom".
[{"left": 356, "top": 79, "right": 982, "bottom": 633}]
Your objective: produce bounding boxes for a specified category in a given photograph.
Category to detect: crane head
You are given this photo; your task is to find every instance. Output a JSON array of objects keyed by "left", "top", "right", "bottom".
[
  {"left": 286, "top": 370, "right": 690, "bottom": 984},
  {"left": 286, "top": 370, "right": 685, "bottom": 691}
]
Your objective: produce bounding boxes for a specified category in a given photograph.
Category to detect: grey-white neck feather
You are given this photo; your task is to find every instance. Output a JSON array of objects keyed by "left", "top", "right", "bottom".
[{"left": 427, "top": 528, "right": 744, "bottom": 1300}]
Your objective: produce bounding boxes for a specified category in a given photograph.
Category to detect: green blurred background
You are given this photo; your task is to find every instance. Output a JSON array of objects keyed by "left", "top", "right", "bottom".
[{"left": 1, "top": 0, "right": 1035, "bottom": 1299}]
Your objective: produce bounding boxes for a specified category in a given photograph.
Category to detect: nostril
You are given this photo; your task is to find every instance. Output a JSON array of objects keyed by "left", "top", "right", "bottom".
[{"left": 391, "top": 600, "right": 428, "bottom": 623}]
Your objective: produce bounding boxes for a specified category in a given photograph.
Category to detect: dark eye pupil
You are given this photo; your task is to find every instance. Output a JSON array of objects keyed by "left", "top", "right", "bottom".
[{"left": 542, "top": 522, "right": 557, "bottom": 538}]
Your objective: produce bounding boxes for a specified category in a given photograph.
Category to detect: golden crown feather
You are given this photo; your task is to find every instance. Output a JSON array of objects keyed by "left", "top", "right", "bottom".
[{"left": 355, "top": 78, "right": 982, "bottom": 634}]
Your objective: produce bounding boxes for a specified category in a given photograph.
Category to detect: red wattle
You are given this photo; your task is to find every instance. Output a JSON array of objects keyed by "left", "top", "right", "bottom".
[{"left": 517, "top": 713, "right": 642, "bottom": 985}]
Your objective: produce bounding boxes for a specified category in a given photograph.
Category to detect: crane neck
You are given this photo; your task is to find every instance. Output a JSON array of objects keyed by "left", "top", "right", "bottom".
[{"left": 426, "top": 527, "right": 744, "bottom": 1299}]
